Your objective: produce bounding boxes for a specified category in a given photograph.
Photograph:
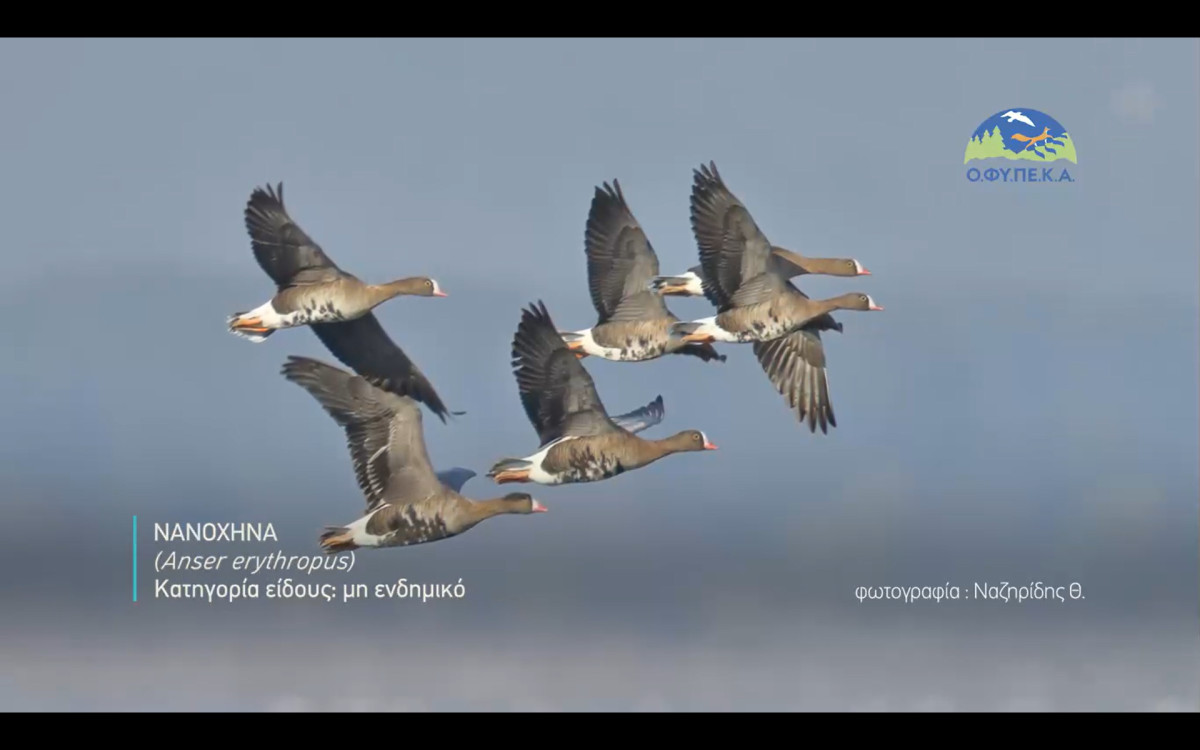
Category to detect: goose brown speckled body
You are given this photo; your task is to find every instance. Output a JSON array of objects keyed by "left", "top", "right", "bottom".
[
  {"left": 559, "top": 180, "right": 725, "bottom": 364},
  {"left": 672, "top": 162, "right": 883, "bottom": 433},
  {"left": 281, "top": 356, "right": 545, "bottom": 554},
  {"left": 489, "top": 300, "right": 717, "bottom": 486},
  {"left": 229, "top": 182, "right": 459, "bottom": 423}
]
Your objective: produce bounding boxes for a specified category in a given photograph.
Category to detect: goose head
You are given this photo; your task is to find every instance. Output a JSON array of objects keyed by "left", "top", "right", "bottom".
[
  {"left": 809, "top": 257, "right": 872, "bottom": 277},
  {"left": 830, "top": 292, "right": 883, "bottom": 312},
  {"left": 500, "top": 492, "right": 548, "bottom": 514},
  {"left": 384, "top": 277, "right": 448, "bottom": 297},
  {"left": 662, "top": 429, "right": 719, "bottom": 453}
]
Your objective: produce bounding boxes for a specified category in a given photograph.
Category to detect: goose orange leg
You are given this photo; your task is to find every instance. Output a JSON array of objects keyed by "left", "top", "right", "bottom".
[
  {"left": 231, "top": 315, "right": 271, "bottom": 333},
  {"left": 492, "top": 469, "right": 531, "bottom": 484}
]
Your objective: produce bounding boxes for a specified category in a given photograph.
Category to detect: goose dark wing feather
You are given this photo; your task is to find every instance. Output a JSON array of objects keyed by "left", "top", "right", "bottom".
[
  {"left": 244, "top": 182, "right": 344, "bottom": 289},
  {"left": 308, "top": 314, "right": 457, "bottom": 424},
  {"left": 751, "top": 324, "right": 838, "bottom": 434},
  {"left": 606, "top": 291, "right": 675, "bottom": 323},
  {"left": 698, "top": 275, "right": 725, "bottom": 309},
  {"left": 679, "top": 262, "right": 727, "bottom": 309},
  {"left": 585, "top": 180, "right": 663, "bottom": 322},
  {"left": 689, "top": 162, "right": 777, "bottom": 310},
  {"left": 511, "top": 300, "right": 615, "bottom": 445},
  {"left": 280, "top": 356, "right": 443, "bottom": 512}
]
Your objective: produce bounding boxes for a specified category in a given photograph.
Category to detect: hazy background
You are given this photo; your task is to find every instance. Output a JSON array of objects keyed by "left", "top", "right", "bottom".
[{"left": 0, "top": 38, "right": 1196, "bottom": 711}]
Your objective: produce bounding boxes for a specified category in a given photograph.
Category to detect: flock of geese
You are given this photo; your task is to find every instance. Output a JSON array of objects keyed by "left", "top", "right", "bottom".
[{"left": 226, "top": 162, "right": 882, "bottom": 554}]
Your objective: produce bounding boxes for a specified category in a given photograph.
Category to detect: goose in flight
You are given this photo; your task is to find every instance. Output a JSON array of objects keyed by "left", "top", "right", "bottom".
[
  {"left": 228, "top": 183, "right": 446, "bottom": 341},
  {"left": 281, "top": 356, "right": 545, "bottom": 554},
  {"left": 229, "top": 183, "right": 459, "bottom": 423},
  {"left": 489, "top": 301, "right": 717, "bottom": 485},
  {"left": 674, "top": 162, "right": 882, "bottom": 345},
  {"left": 673, "top": 162, "right": 882, "bottom": 433},
  {"left": 559, "top": 179, "right": 725, "bottom": 363}
]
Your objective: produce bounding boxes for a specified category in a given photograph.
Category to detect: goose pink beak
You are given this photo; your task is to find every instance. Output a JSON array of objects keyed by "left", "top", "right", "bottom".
[
  {"left": 531, "top": 500, "right": 548, "bottom": 512},
  {"left": 433, "top": 290, "right": 448, "bottom": 297},
  {"left": 869, "top": 303, "right": 884, "bottom": 311},
  {"left": 703, "top": 441, "right": 718, "bottom": 450}
]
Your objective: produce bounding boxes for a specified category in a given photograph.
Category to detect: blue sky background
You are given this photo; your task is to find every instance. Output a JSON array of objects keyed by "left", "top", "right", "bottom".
[{"left": 0, "top": 38, "right": 1196, "bottom": 711}]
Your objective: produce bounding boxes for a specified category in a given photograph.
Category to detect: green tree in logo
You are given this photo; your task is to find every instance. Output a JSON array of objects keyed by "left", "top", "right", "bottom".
[
  {"left": 963, "top": 126, "right": 1008, "bottom": 163},
  {"left": 964, "top": 125, "right": 1078, "bottom": 164}
]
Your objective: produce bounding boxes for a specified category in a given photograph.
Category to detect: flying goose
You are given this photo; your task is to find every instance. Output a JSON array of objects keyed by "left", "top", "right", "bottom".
[
  {"left": 488, "top": 301, "right": 717, "bottom": 486},
  {"left": 674, "top": 162, "right": 883, "bottom": 433},
  {"left": 558, "top": 180, "right": 726, "bottom": 364},
  {"left": 674, "top": 163, "right": 882, "bottom": 345},
  {"left": 281, "top": 356, "right": 546, "bottom": 554},
  {"left": 228, "top": 183, "right": 446, "bottom": 341},
  {"left": 650, "top": 251, "right": 869, "bottom": 298},
  {"left": 229, "top": 183, "right": 459, "bottom": 423}
]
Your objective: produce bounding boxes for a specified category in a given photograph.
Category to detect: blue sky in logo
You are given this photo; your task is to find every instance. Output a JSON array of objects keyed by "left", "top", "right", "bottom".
[{"left": 971, "top": 108, "right": 1069, "bottom": 155}]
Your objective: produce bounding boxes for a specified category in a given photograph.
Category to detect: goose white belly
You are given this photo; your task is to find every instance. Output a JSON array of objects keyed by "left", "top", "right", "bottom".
[
  {"left": 235, "top": 299, "right": 315, "bottom": 329},
  {"left": 566, "top": 329, "right": 631, "bottom": 360},
  {"left": 688, "top": 312, "right": 811, "bottom": 344},
  {"left": 679, "top": 316, "right": 757, "bottom": 344},
  {"left": 341, "top": 506, "right": 390, "bottom": 547},
  {"left": 247, "top": 294, "right": 360, "bottom": 329},
  {"left": 569, "top": 327, "right": 673, "bottom": 362},
  {"left": 533, "top": 435, "right": 627, "bottom": 484},
  {"left": 524, "top": 437, "right": 578, "bottom": 484}
]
